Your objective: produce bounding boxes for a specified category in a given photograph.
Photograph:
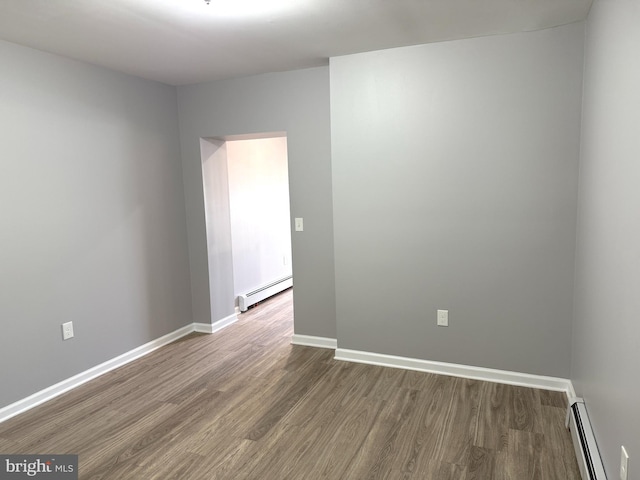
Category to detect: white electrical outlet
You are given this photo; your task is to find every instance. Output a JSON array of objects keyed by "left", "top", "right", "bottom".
[
  {"left": 62, "top": 321, "right": 74, "bottom": 340},
  {"left": 621, "top": 446, "right": 629, "bottom": 480},
  {"left": 437, "top": 309, "right": 449, "bottom": 327}
]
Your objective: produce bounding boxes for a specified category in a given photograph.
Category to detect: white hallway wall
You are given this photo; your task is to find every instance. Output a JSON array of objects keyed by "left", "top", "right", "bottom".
[{"left": 227, "top": 137, "right": 292, "bottom": 297}]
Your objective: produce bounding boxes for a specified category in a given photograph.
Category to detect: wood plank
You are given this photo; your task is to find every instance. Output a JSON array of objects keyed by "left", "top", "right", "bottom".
[
  {"left": 395, "top": 375, "right": 458, "bottom": 475},
  {"left": 508, "top": 385, "right": 543, "bottom": 434},
  {"left": 297, "top": 396, "right": 383, "bottom": 479},
  {"left": 474, "top": 381, "right": 510, "bottom": 452},
  {"left": 438, "top": 462, "right": 468, "bottom": 480},
  {"left": 343, "top": 387, "right": 425, "bottom": 479},
  {"left": 344, "top": 390, "right": 409, "bottom": 478},
  {"left": 439, "top": 377, "right": 482, "bottom": 466},
  {"left": 494, "top": 429, "right": 543, "bottom": 480},
  {"left": 466, "top": 446, "right": 496, "bottom": 480},
  {"left": 242, "top": 358, "right": 332, "bottom": 441}
]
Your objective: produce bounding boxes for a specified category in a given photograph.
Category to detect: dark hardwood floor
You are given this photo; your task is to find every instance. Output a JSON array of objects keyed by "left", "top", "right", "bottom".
[{"left": 0, "top": 290, "right": 580, "bottom": 479}]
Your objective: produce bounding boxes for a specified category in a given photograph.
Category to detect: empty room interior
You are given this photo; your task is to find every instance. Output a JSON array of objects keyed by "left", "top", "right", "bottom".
[{"left": 0, "top": 0, "right": 638, "bottom": 478}]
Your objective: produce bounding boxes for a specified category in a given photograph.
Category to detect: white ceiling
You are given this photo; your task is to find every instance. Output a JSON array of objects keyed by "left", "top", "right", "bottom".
[{"left": 0, "top": 0, "right": 592, "bottom": 86}]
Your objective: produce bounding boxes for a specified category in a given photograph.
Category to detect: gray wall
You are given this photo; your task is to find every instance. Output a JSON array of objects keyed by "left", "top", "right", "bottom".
[
  {"left": 0, "top": 40, "right": 192, "bottom": 408},
  {"left": 200, "top": 139, "right": 235, "bottom": 322},
  {"left": 572, "top": 0, "right": 640, "bottom": 475},
  {"left": 330, "top": 23, "right": 584, "bottom": 378},
  {"left": 176, "top": 67, "right": 336, "bottom": 339}
]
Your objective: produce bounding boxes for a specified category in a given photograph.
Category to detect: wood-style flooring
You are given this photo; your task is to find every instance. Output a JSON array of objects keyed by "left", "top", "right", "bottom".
[{"left": 0, "top": 290, "right": 580, "bottom": 479}]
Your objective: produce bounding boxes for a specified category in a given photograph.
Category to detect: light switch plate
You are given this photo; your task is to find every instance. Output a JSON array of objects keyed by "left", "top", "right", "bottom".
[
  {"left": 295, "top": 217, "right": 304, "bottom": 232},
  {"left": 437, "top": 309, "right": 449, "bottom": 327},
  {"left": 62, "top": 321, "right": 74, "bottom": 340}
]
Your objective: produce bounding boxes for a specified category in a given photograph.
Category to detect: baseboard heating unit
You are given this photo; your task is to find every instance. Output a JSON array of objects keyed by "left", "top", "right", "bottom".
[
  {"left": 566, "top": 398, "right": 607, "bottom": 480},
  {"left": 238, "top": 276, "right": 292, "bottom": 312}
]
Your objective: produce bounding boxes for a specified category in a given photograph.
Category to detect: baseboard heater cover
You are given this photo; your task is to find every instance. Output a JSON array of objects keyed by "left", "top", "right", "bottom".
[
  {"left": 566, "top": 398, "right": 607, "bottom": 480},
  {"left": 238, "top": 276, "right": 292, "bottom": 312}
]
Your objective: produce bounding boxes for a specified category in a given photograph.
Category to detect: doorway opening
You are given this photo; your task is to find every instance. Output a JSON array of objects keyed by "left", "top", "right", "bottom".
[
  {"left": 227, "top": 136, "right": 292, "bottom": 311},
  {"left": 199, "top": 132, "right": 293, "bottom": 327}
]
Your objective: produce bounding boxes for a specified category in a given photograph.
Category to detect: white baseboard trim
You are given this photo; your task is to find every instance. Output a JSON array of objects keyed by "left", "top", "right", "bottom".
[
  {"left": 0, "top": 315, "right": 240, "bottom": 424},
  {"left": 334, "top": 348, "right": 573, "bottom": 395},
  {"left": 291, "top": 334, "right": 337, "bottom": 349},
  {"left": 194, "top": 313, "right": 238, "bottom": 334}
]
